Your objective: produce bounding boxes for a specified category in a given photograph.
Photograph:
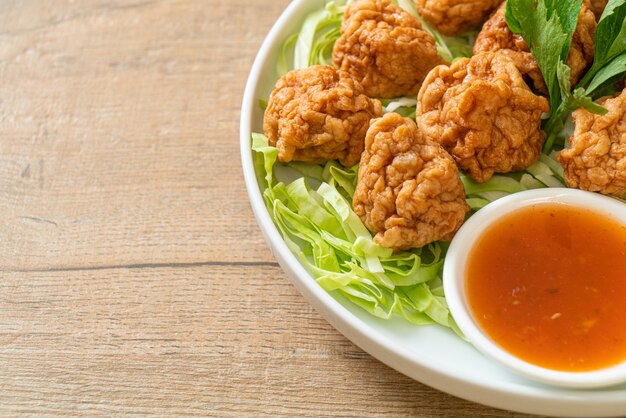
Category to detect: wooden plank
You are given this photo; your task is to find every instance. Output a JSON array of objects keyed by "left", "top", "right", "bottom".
[
  {"left": 0, "top": 0, "right": 286, "bottom": 270},
  {"left": 0, "top": 264, "right": 532, "bottom": 416}
]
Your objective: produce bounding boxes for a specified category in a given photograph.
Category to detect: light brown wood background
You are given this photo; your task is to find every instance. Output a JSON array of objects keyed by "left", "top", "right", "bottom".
[{"left": 0, "top": 0, "right": 544, "bottom": 416}]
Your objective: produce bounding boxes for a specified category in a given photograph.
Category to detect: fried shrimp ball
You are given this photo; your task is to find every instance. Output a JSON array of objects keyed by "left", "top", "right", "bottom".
[
  {"left": 416, "top": 52, "right": 549, "bottom": 183},
  {"left": 473, "top": 3, "right": 546, "bottom": 92},
  {"left": 414, "top": 0, "right": 502, "bottom": 36},
  {"left": 332, "top": 0, "right": 444, "bottom": 99},
  {"left": 263, "top": 65, "right": 382, "bottom": 167},
  {"left": 473, "top": 2, "right": 596, "bottom": 93},
  {"left": 589, "top": 0, "right": 608, "bottom": 20},
  {"left": 353, "top": 113, "right": 469, "bottom": 251},
  {"left": 558, "top": 90, "right": 626, "bottom": 199}
]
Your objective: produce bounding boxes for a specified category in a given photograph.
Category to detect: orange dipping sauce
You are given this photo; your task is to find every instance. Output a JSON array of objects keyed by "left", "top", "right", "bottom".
[{"left": 466, "top": 203, "right": 626, "bottom": 372}]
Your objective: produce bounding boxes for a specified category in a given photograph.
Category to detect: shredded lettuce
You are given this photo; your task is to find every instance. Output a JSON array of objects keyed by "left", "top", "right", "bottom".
[
  {"left": 382, "top": 98, "right": 417, "bottom": 118},
  {"left": 394, "top": 0, "right": 476, "bottom": 62},
  {"left": 382, "top": 97, "right": 417, "bottom": 113},
  {"left": 252, "top": 133, "right": 461, "bottom": 333},
  {"left": 281, "top": 1, "right": 346, "bottom": 74},
  {"left": 461, "top": 156, "right": 565, "bottom": 211}
]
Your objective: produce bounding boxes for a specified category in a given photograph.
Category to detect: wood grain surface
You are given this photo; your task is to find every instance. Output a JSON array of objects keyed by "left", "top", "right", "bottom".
[{"left": 0, "top": 0, "right": 544, "bottom": 416}]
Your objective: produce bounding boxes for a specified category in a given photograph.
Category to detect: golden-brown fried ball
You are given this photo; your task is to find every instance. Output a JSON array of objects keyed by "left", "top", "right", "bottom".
[
  {"left": 474, "top": 2, "right": 596, "bottom": 93},
  {"left": 353, "top": 113, "right": 469, "bottom": 251},
  {"left": 558, "top": 90, "right": 626, "bottom": 199},
  {"left": 263, "top": 65, "right": 382, "bottom": 167},
  {"left": 414, "top": 0, "right": 502, "bottom": 36},
  {"left": 416, "top": 52, "right": 549, "bottom": 183},
  {"left": 589, "top": 0, "right": 607, "bottom": 20},
  {"left": 332, "top": 0, "right": 444, "bottom": 99}
]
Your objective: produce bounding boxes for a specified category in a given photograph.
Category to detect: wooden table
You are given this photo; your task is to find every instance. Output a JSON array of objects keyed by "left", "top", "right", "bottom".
[{"left": 0, "top": 1, "right": 541, "bottom": 415}]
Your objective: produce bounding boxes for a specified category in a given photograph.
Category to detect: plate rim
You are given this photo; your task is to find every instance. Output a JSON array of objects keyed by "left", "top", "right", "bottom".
[{"left": 239, "top": 1, "right": 626, "bottom": 415}]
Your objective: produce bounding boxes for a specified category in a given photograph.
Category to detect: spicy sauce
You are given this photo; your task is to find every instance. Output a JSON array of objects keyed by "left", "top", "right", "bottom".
[{"left": 466, "top": 203, "right": 626, "bottom": 372}]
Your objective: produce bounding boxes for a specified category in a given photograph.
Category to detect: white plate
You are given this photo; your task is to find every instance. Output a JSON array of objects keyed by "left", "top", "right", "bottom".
[{"left": 239, "top": 1, "right": 626, "bottom": 415}]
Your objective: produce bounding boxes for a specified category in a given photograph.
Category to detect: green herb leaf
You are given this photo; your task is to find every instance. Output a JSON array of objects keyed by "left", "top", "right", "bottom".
[
  {"left": 586, "top": 52, "right": 626, "bottom": 95},
  {"left": 575, "top": 0, "right": 626, "bottom": 98},
  {"left": 505, "top": 0, "right": 582, "bottom": 110},
  {"left": 571, "top": 88, "right": 609, "bottom": 114},
  {"left": 556, "top": 60, "right": 572, "bottom": 98},
  {"left": 505, "top": 0, "right": 626, "bottom": 153},
  {"left": 547, "top": 0, "right": 582, "bottom": 61},
  {"left": 580, "top": 0, "right": 626, "bottom": 86}
]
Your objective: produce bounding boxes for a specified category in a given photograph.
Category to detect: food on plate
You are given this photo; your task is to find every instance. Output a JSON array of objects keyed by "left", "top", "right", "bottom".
[
  {"left": 353, "top": 113, "right": 470, "bottom": 251},
  {"left": 414, "top": 0, "right": 502, "bottom": 36},
  {"left": 416, "top": 52, "right": 549, "bottom": 183},
  {"left": 558, "top": 90, "right": 626, "bottom": 198},
  {"left": 263, "top": 65, "right": 382, "bottom": 167},
  {"left": 252, "top": 0, "right": 626, "bottom": 334},
  {"left": 332, "top": 0, "right": 444, "bottom": 99},
  {"left": 473, "top": 2, "right": 596, "bottom": 94}
]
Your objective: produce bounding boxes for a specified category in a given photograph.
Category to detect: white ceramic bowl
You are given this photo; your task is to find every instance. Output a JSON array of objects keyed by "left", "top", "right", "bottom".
[
  {"left": 240, "top": 0, "right": 626, "bottom": 415},
  {"left": 444, "top": 188, "right": 626, "bottom": 388}
]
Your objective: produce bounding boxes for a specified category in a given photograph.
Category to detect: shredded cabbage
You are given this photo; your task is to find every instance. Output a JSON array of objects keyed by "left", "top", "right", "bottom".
[
  {"left": 280, "top": 1, "right": 346, "bottom": 74},
  {"left": 252, "top": 133, "right": 460, "bottom": 331},
  {"left": 394, "top": 0, "right": 476, "bottom": 62}
]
